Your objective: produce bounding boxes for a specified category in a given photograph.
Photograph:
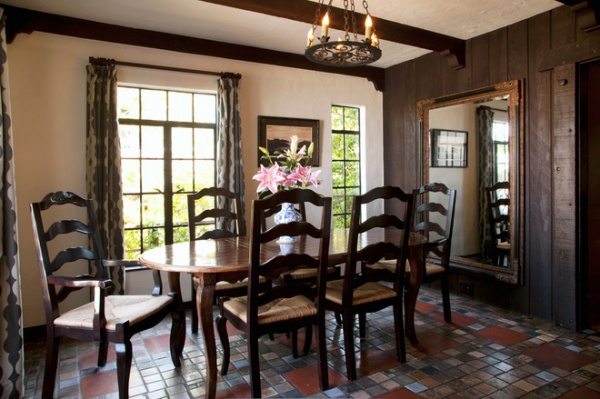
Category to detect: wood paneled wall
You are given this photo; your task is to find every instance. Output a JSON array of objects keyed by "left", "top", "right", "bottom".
[{"left": 383, "top": 5, "right": 600, "bottom": 327}]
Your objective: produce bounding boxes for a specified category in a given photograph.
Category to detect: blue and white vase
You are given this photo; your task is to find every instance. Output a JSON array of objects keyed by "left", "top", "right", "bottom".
[{"left": 274, "top": 202, "right": 302, "bottom": 243}]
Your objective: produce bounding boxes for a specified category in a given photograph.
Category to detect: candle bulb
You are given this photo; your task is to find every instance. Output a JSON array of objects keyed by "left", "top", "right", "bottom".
[
  {"left": 371, "top": 32, "right": 379, "bottom": 47},
  {"left": 322, "top": 12, "right": 329, "bottom": 38},
  {"left": 307, "top": 27, "right": 314, "bottom": 47},
  {"left": 365, "top": 15, "right": 373, "bottom": 40}
]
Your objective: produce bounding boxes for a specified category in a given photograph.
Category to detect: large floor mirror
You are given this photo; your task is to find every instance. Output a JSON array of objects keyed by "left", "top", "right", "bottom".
[{"left": 417, "top": 80, "right": 524, "bottom": 284}]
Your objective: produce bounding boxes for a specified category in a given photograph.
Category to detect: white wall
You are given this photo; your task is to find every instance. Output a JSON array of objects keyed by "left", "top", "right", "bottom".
[{"left": 8, "top": 32, "right": 383, "bottom": 327}]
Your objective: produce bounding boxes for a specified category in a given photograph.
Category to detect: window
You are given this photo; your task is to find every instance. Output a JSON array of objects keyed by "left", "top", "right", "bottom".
[
  {"left": 118, "top": 86, "right": 217, "bottom": 259},
  {"left": 331, "top": 105, "right": 361, "bottom": 228},
  {"left": 492, "top": 120, "right": 509, "bottom": 183}
]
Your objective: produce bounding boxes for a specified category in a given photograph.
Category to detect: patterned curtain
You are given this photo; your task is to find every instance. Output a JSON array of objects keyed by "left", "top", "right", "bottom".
[
  {"left": 216, "top": 73, "right": 246, "bottom": 229},
  {"left": 477, "top": 106, "right": 495, "bottom": 260},
  {"left": 0, "top": 9, "right": 24, "bottom": 398},
  {"left": 86, "top": 57, "right": 125, "bottom": 294}
]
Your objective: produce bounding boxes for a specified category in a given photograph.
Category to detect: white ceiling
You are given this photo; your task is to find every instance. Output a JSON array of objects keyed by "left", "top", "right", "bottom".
[{"left": 2, "top": 0, "right": 564, "bottom": 68}]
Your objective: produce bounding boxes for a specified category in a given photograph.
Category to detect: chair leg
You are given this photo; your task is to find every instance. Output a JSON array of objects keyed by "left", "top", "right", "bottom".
[
  {"left": 342, "top": 311, "right": 357, "bottom": 380},
  {"left": 98, "top": 339, "right": 108, "bottom": 367},
  {"left": 191, "top": 277, "right": 198, "bottom": 334},
  {"left": 358, "top": 312, "right": 366, "bottom": 339},
  {"left": 216, "top": 314, "right": 230, "bottom": 375},
  {"left": 42, "top": 335, "right": 59, "bottom": 399},
  {"left": 302, "top": 324, "right": 313, "bottom": 355},
  {"left": 316, "top": 322, "right": 329, "bottom": 391},
  {"left": 291, "top": 329, "right": 299, "bottom": 358},
  {"left": 115, "top": 341, "right": 132, "bottom": 399},
  {"left": 393, "top": 302, "right": 406, "bottom": 363},
  {"left": 440, "top": 275, "right": 452, "bottom": 322},
  {"left": 248, "top": 330, "right": 262, "bottom": 398}
]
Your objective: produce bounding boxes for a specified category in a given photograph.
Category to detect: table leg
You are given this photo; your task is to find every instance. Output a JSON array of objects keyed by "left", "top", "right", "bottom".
[
  {"left": 405, "top": 250, "right": 424, "bottom": 345},
  {"left": 197, "top": 273, "right": 217, "bottom": 399},
  {"left": 168, "top": 271, "right": 185, "bottom": 365}
]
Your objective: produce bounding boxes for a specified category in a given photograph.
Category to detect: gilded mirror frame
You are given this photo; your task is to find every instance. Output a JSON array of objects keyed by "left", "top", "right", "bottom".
[{"left": 417, "top": 79, "right": 524, "bottom": 284}]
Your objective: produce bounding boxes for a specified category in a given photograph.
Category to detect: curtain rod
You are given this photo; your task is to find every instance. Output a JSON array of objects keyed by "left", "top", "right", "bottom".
[{"left": 88, "top": 57, "right": 241, "bottom": 79}]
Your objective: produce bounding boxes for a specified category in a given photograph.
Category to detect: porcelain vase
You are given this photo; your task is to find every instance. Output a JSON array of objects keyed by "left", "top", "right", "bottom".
[{"left": 274, "top": 202, "right": 302, "bottom": 243}]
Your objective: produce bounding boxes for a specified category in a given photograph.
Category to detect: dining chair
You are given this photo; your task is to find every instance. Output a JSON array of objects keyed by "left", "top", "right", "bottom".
[
  {"left": 325, "top": 185, "right": 413, "bottom": 381},
  {"left": 188, "top": 187, "right": 264, "bottom": 334},
  {"left": 486, "top": 181, "right": 510, "bottom": 266},
  {"left": 216, "top": 188, "right": 332, "bottom": 398},
  {"left": 30, "top": 191, "right": 182, "bottom": 399},
  {"left": 366, "top": 182, "right": 456, "bottom": 324}
]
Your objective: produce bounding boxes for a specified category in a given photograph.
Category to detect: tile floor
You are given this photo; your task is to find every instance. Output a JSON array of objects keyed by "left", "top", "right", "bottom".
[{"left": 23, "top": 287, "right": 600, "bottom": 398}]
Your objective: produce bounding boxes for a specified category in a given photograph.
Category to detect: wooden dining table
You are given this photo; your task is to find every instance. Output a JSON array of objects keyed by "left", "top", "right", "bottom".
[{"left": 139, "top": 228, "right": 426, "bottom": 399}]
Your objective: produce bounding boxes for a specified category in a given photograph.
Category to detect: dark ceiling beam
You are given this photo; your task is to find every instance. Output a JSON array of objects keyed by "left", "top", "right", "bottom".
[
  {"left": 0, "top": 4, "right": 385, "bottom": 90},
  {"left": 199, "top": 0, "right": 466, "bottom": 69}
]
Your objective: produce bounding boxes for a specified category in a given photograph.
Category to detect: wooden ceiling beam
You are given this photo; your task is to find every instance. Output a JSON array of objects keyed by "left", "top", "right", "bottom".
[
  {"left": 199, "top": 0, "right": 466, "bottom": 69},
  {"left": 1, "top": 4, "right": 385, "bottom": 91}
]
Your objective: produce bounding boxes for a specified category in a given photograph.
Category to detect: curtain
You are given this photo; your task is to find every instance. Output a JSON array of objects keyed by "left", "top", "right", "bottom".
[
  {"left": 86, "top": 57, "right": 125, "bottom": 294},
  {"left": 0, "top": 9, "right": 24, "bottom": 398},
  {"left": 216, "top": 73, "right": 246, "bottom": 230},
  {"left": 477, "top": 106, "right": 495, "bottom": 260}
]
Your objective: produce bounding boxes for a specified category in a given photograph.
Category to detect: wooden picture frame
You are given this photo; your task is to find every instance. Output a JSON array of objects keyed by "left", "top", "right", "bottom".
[
  {"left": 430, "top": 129, "right": 468, "bottom": 168},
  {"left": 258, "top": 116, "right": 320, "bottom": 167}
]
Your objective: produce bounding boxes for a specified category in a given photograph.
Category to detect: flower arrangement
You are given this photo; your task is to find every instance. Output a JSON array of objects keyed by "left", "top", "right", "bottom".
[{"left": 253, "top": 135, "right": 321, "bottom": 194}]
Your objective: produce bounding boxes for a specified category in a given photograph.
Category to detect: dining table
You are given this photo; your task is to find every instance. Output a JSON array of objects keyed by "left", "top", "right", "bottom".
[{"left": 139, "top": 228, "right": 426, "bottom": 399}]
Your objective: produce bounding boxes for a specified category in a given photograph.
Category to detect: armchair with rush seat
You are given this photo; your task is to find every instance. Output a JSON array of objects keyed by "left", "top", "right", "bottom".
[
  {"left": 486, "top": 181, "right": 510, "bottom": 267},
  {"left": 30, "top": 191, "right": 183, "bottom": 399}
]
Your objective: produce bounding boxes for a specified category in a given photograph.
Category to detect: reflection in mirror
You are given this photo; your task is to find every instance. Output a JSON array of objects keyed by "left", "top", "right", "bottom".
[{"left": 418, "top": 80, "right": 524, "bottom": 284}]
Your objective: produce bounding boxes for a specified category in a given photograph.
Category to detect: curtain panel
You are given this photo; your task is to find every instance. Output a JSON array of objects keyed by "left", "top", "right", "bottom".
[
  {"left": 0, "top": 9, "right": 24, "bottom": 398},
  {"left": 216, "top": 74, "right": 246, "bottom": 230},
  {"left": 477, "top": 106, "right": 495, "bottom": 260},
  {"left": 86, "top": 58, "right": 125, "bottom": 294}
]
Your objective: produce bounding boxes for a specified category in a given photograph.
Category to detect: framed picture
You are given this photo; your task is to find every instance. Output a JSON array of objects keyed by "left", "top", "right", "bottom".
[
  {"left": 430, "top": 129, "right": 468, "bottom": 168},
  {"left": 258, "top": 116, "right": 320, "bottom": 167}
]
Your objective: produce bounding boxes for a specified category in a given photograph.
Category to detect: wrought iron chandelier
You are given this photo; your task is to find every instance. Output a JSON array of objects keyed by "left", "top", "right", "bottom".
[{"left": 305, "top": 0, "right": 382, "bottom": 67}]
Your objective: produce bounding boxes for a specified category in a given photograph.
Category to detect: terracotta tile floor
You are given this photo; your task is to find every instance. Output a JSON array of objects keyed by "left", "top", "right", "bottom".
[{"left": 23, "top": 286, "right": 600, "bottom": 398}]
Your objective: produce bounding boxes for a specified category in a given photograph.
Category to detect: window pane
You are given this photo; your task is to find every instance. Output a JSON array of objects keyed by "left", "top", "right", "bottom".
[
  {"left": 172, "top": 160, "right": 194, "bottom": 192},
  {"left": 143, "top": 227, "right": 165, "bottom": 250},
  {"left": 124, "top": 230, "right": 141, "bottom": 260},
  {"left": 345, "top": 161, "right": 360, "bottom": 186},
  {"left": 333, "top": 215, "right": 345, "bottom": 229},
  {"left": 195, "top": 160, "right": 215, "bottom": 189},
  {"left": 172, "top": 127, "right": 194, "bottom": 158},
  {"left": 141, "top": 195, "right": 164, "bottom": 227},
  {"left": 123, "top": 195, "right": 141, "bottom": 228},
  {"left": 141, "top": 126, "right": 164, "bottom": 158},
  {"left": 194, "top": 128, "right": 215, "bottom": 159},
  {"left": 345, "top": 134, "right": 360, "bottom": 160},
  {"left": 173, "top": 226, "right": 189, "bottom": 244},
  {"left": 331, "top": 106, "right": 343, "bottom": 130},
  {"left": 331, "top": 134, "right": 344, "bottom": 160},
  {"left": 118, "top": 87, "right": 139, "bottom": 119},
  {"left": 169, "top": 91, "right": 193, "bottom": 122},
  {"left": 332, "top": 161, "right": 344, "bottom": 187},
  {"left": 195, "top": 94, "right": 216, "bottom": 123},
  {"left": 141, "top": 160, "right": 164, "bottom": 192},
  {"left": 122, "top": 160, "right": 140, "bottom": 193},
  {"left": 141, "top": 89, "right": 167, "bottom": 121},
  {"left": 172, "top": 193, "right": 188, "bottom": 227},
  {"left": 344, "top": 108, "right": 359, "bottom": 131},
  {"left": 120, "top": 125, "right": 140, "bottom": 158}
]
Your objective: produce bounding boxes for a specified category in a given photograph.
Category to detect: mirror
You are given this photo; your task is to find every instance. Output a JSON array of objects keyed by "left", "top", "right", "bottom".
[{"left": 417, "top": 80, "right": 524, "bottom": 284}]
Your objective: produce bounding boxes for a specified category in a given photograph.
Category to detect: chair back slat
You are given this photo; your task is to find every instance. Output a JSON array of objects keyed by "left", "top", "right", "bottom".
[{"left": 187, "top": 187, "right": 246, "bottom": 241}]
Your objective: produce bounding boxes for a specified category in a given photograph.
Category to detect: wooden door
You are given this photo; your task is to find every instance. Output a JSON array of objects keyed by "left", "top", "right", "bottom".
[{"left": 580, "top": 60, "right": 600, "bottom": 328}]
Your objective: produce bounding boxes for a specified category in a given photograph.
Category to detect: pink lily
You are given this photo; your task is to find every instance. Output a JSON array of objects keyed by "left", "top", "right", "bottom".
[{"left": 252, "top": 164, "right": 285, "bottom": 194}]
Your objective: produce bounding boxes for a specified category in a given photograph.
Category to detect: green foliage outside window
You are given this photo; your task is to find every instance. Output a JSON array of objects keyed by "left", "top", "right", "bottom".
[{"left": 331, "top": 105, "right": 361, "bottom": 229}]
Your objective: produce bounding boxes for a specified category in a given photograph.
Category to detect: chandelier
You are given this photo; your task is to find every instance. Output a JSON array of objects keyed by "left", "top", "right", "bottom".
[{"left": 305, "top": 0, "right": 382, "bottom": 67}]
